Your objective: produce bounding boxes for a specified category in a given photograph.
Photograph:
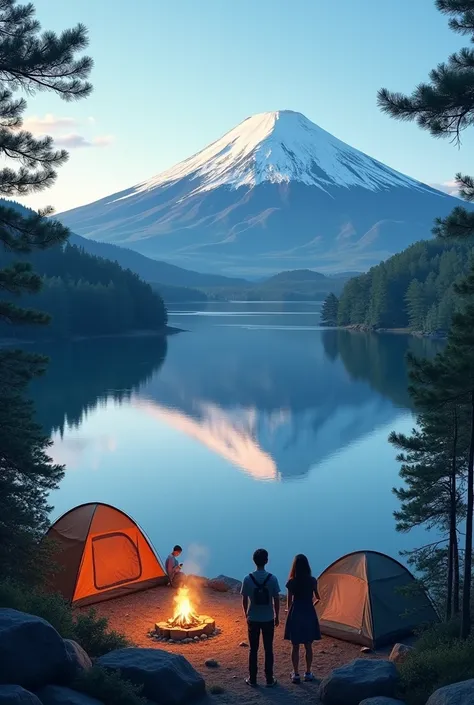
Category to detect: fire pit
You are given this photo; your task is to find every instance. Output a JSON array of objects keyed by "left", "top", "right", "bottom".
[{"left": 155, "top": 586, "right": 216, "bottom": 642}]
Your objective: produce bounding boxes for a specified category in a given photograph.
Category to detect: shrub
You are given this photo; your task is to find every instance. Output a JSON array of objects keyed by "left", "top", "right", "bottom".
[
  {"left": 398, "top": 621, "right": 474, "bottom": 705},
  {"left": 0, "top": 580, "right": 130, "bottom": 657},
  {"left": 413, "top": 617, "right": 462, "bottom": 652},
  {"left": 74, "top": 666, "right": 146, "bottom": 705},
  {"left": 0, "top": 580, "right": 75, "bottom": 636},
  {"left": 73, "top": 609, "right": 130, "bottom": 657},
  {"left": 209, "top": 685, "right": 225, "bottom": 695}
]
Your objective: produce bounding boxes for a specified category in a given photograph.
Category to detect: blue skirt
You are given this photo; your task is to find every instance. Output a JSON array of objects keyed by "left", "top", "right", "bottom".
[{"left": 284, "top": 602, "right": 321, "bottom": 645}]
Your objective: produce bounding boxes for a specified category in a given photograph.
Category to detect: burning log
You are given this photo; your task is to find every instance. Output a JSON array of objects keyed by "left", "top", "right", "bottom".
[{"left": 155, "top": 586, "right": 216, "bottom": 642}]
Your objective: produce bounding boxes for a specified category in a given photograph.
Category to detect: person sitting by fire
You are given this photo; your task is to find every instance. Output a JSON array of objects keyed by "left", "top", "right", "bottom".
[{"left": 166, "top": 545, "right": 184, "bottom": 586}]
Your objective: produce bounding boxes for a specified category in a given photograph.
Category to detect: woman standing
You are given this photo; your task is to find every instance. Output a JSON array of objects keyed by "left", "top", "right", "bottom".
[{"left": 284, "top": 554, "right": 321, "bottom": 683}]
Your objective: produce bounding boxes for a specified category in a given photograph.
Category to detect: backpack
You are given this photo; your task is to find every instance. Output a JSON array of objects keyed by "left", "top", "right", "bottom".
[{"left": 249, "top": 573, "right": 272, "bottom": 606}]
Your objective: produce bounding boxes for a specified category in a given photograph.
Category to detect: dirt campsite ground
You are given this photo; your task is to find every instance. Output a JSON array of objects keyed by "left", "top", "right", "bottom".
[{"left": 89, "top": 584, "right": 385, "bottom": 705}]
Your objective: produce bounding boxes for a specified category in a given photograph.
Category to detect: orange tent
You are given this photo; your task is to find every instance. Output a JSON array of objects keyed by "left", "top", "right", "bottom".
[{"left": 45, "top": 503, "right": 167, "bottom": 606}]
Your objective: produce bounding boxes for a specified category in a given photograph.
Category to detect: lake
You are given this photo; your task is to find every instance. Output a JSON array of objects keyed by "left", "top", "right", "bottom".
[{"left": 30, "top": 302, "right": 443, "bottom": 584}]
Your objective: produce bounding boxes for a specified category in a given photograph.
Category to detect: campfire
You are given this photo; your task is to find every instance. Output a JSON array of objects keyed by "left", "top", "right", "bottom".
[{"left": 155, "top": 586, "right": 216, "bottom": 642}]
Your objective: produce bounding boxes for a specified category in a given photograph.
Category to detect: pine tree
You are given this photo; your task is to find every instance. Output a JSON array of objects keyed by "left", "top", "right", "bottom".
[
  {"left": 0, "top": 349, "right": 64, "bottom": 579},
  {"left": 0, "top": 0, "right": 92, "bottom": 580},
  {"left": 405, "top": 279, "right": 426, "bottom": 330},
  {"left": 0, "top": 1, "right": 92, "bottom": 325},
  {"left": 367, "top": 266, "right": 389, "bottom": 327},
  {"left": 440, "top": 271, "right": 474, "bottom": 635},
  {"left": 378, "top": 0, "right": 474, "bottom": 638},
  {"left": 424, "top": 303, "right": 439, "bottom": 333},
  {"left": 321, "top": 293, "right": 339, "bottom": 326},
  {"left": 389, "top": 396, "right": 468, "bottom": 618}
]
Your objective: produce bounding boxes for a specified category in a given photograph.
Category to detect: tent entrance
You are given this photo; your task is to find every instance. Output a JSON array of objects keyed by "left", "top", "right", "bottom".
[{"left": 92, "top": 532, "right": 143, "bottom": 590}]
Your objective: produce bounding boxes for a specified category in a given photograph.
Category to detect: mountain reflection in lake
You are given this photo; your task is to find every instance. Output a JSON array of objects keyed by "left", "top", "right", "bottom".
[{"left": 31, "top": 302, "right": 443, "bottom": 581}]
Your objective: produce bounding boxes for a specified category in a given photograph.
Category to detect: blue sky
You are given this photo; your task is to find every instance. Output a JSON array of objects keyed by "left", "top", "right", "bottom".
[{"left": 21, "top": 0, "right": 474, "bottom": 213}]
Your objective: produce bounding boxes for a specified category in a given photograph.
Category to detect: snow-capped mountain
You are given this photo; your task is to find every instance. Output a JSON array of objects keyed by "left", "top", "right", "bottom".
[
  {"left": 57, "top": 110, "right": 462, "bottom": 276},
  {"left": 118, "top": 110, "right": 432, "bottom": 196}
]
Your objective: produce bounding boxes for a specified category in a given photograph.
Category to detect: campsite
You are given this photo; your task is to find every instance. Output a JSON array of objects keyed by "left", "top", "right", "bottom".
[
  {"left": 45, "top": 503, "right": 439, "bottom": 649},
  {"left": 5, "top": 1, "right": 474, "bottom": 705},
  {"left": 18, "top": 501, "right": 439, "bottom": 705}
]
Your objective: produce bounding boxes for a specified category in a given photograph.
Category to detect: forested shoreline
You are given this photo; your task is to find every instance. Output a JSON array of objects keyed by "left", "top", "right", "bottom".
[
  {"left": 0, "top": 242, "right": 168, "bottom": 340},
  {"left": 328, "top": 239, "right": 474, "bottom": 334}
]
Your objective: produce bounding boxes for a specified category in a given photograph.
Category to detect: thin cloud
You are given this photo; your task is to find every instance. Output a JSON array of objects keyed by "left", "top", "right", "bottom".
[
  {"left": 20, "top": 113, "right": 115, "bottom": 150},
  {"left": 54, "top": 133, "right": 115, "bottom": 149},
  {"left": 23, "top": 113, "right": 77, "bottom": 133},
  {"left": 91, "top": 134, "right": 114, "bottom": 147},
  {"left": 429, "top": 180, "right": 461, "bottom": 198}
]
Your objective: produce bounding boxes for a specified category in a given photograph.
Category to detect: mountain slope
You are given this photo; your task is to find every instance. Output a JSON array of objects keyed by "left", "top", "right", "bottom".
[
  {"left": 68, "top": 233, "right": 247, "bottom": 286},
  {"left": 2, "top": 199, "right": 246, "bottom": 287},
  {"left": 56, "top": 110, "right": 466, "bottom": 277}
]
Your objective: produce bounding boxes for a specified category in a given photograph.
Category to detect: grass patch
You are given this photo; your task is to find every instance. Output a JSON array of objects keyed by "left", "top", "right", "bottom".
[
  {"left": 74, "top": 666, "right": 147, "bottom": 705},
  {"left": 0, "top": 580, "right": 131, "bottom": 657},
  {"left": 398, "top": 620, "right": 474, "bottom": 705}
]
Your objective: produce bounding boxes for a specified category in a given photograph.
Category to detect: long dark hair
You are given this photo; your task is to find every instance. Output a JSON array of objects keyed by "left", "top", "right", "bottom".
[{"left": 289, "top": 554, "right": 312, "bottom": 587}]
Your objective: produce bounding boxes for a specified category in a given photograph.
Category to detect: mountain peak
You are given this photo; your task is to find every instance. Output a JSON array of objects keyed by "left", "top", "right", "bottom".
[
  {"left": 118, "top": 109, "right": 431, "bottom": 203},
  {"left": 57, "top": 108, "right": 462, "bottom": 278}
]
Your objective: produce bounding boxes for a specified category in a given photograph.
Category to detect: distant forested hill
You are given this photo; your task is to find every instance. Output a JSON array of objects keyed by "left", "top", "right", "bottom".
[
  {"left": 150, "top": 282, "right": 207, "bottom": 302},
  {"left": 0, "top": 230, "right": 168, "bottom": 340},
  {"left": 337, "top": 239, "right": 474, "bottom": 332},
  {"left": 203, "top": 269, "right": 350, "bottom": 301}
]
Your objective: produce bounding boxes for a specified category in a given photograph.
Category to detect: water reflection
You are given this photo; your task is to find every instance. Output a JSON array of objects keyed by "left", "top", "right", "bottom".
[
  {"left": 139, "top": 327, "right": 442, "bottom": 480},
  {"left": 29, "top": 336, "right": 168, "bottom": 436},
  {"left": 134, "top": 400, "right": 278, "bottom": 481},
  {"left": 33, "top": 307, "right": 443, "bottom": 579},
  {"left": 31, "top": 316, "right": 442, "bottom": 482}
]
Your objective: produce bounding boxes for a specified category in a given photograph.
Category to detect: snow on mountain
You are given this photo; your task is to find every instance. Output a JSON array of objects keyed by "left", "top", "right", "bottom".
[
  {"left": 117, "top": 110, "right": 431, "bottom": 200},
  {"left": 57, "top": 110, "right": 463, "bottom": 277}
]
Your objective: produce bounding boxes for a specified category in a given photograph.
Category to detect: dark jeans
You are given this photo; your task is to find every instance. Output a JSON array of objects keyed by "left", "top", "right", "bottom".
[{"left": 248, "top": 619, "right": 275, "bottom": 683}]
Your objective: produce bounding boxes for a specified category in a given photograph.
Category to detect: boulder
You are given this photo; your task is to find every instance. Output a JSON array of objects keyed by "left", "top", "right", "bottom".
[
  {"left": 388, "top": 644, "right": 414, "bottom": 665},
  {"left": 64, "top": 641, "right": 92, "bottom": 676},
  {"left": 319, "top": 659, "right": 399, "bottom": 705},
  {"left": 0, "top": 685, "right": 42, "bottom": 705},
  {"left": 0, "top": 609, "right": 71, "bottom": 689},
  {"left": 186, "top": 576, "right": 209, "bottom": 588},
  {"left": 426, "top": 679, "right": 474, "bottom": 704},
  {"left": 206, "top": 580, "right": 229, "bottom": 593},
  {"left": 36, "top": 686, "right": 103, "bottom": 705},
  {"left": 204, "top": 660, "right": 219, "bottom": 669},
  {"left": 359, "top": 695, "right": 405, "bottom": 705},
  {"left": 210, "top": 576, "right": 242, "bottom": 593},
  {"left": 97, "top": 648, "right": 206, "bottom": 705}
]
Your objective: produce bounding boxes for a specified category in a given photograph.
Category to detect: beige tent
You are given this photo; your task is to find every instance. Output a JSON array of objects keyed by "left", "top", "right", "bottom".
[{"left": 316, "top": 551, "right": 439, "bottom": 648}]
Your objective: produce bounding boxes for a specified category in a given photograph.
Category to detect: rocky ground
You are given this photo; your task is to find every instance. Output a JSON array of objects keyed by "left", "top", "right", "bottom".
[{"left": 90, "top": 584, "right": 382, "bottom": 705}]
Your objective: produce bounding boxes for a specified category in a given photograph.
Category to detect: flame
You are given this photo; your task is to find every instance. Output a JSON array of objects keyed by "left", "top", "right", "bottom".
[{"left": 168, "top": 586, "right": 200, "bottom": 628}]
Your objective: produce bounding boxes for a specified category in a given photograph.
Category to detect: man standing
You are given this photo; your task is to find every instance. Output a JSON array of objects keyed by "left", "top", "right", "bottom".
[
  {"left": 165, "top": 545, "right": 183, "bottom": 586},
  {"left": 241, "top": 548, "right": 280, "bottom": 687}
]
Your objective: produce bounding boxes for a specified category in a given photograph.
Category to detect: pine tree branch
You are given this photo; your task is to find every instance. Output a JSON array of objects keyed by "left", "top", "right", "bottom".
[
  {"left": 437, "top": 1, "right": 474, "bottom": 36},
  {"left": 0, "top": 299, "right": 49, "bottom": 325},
  {"left": 0, "top": 23, "right": 92, "bottom": 101},
  {"left": 0, "top": 261, "right": 41, "bottom": 294}
]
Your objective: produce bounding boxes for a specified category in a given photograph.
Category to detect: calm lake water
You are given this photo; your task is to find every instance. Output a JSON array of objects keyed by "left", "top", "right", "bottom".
[{"left": 30, "top": 302, "right": 443, "bottom": 584}]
